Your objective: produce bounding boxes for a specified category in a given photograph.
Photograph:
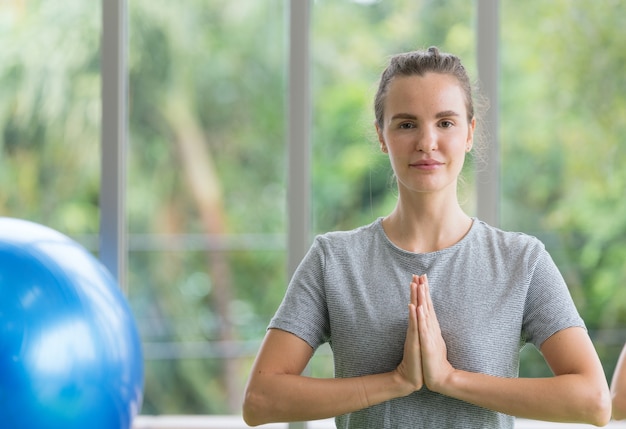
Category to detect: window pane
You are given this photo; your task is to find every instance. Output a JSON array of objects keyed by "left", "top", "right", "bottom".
[
  {"left": 127, "top": 0, "right": 287, "bottom": 414},
  {"left": 501, "top": 1, "right": 626, "bottom": 377},
  {"left": 312, "top": 0, "right": 478, "bottom": 235},
  {"left": 0, "top": 0, "right": 101, "bottom": 237}
]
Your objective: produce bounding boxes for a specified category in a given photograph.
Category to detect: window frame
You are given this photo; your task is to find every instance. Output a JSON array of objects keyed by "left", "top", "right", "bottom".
[{"left": 100, "top": 1, "right": 501, "bottom": 426}]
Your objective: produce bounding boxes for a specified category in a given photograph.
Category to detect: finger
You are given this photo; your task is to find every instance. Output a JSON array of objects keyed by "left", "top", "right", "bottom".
[
  {"left": 420, "top": 274, "right": 435, "bottom": 314},
  {"left": 408, "top": 302, "right": 419, "bottom": 336},
  {"left": 410, "top": 275, "right": 419, "bottom": 307},
  {"left": 404, "top": 301, "right": 423, "bottom": 390},
  {"left": 417, "top": 301, "right": 426, "bottom": 326},
  {"left": 416, "top": 276, "right": 428, "bottom": 312},
  {"left": 416, "top": 300, "right": 430, "bottom": 344},
  {"left": 419, "top": 276, "right": 443, "bottom": 337},
  {"left": 407, "top": 301, "right": 421, "bottom": 360},
  {"left": 409, "top": 279, "right": 420, "bottom": 339}
]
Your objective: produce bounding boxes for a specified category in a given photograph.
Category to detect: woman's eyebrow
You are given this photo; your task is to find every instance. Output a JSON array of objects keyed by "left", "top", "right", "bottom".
[
  {"left": 390, "top": 113, "right": 417, "bottom": 121},
  {"left": 435, "top": 110, "right": 460, "bottom": 118},
  {"left": 390, "top": 111, "right": 460, "bottom": 121}
]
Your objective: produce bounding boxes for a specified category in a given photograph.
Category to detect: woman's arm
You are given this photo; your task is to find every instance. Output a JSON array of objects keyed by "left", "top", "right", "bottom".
[
  {"left": 611, "top": 344, "right": 626, "bottom": 420},
  {"left": 416, "top": 276, "right": 612, "bottom": 426},
  {"left": 242, "top": 280, "right": 424, "bottom": 426}
]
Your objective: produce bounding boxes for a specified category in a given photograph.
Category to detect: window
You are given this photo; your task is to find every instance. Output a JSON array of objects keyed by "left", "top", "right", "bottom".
[
  {"left": 0, "top": 0, "right": 101, "bottom": 236},
  {"left": 126, "top": 0, "right": 287, "bottom": 414},
  {"left": 2, "top": 1, "right": 625, "bottom": 426},
  {"left": 500, "top": 0, "right": 626, "bottom": 378},
  {"left": 312, "top": 0, "right": 478, "bottom": 236}
]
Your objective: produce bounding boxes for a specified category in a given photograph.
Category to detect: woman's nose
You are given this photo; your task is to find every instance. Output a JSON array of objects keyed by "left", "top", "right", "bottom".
[{"left": 416, "top": 127, "right": 437, "bottom": 152}]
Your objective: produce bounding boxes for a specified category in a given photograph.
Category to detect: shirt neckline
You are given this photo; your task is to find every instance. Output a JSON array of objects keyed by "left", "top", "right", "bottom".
[{"left": 374, "top": 216, "right": 478, "bottom": 257}]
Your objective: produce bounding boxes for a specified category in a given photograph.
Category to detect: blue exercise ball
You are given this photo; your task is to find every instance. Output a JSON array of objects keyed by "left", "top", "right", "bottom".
[{"left": 0, "top": 217, "right": 144, "bottom": 429}]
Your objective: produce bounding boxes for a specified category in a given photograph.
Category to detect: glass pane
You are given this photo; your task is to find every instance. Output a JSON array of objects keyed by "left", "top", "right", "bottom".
[
  {"left": 0, "top": 0, "right": 101, "bottom": 238},
  {"left": 312, "top": 0, "right": 478, "bottom": 235},
  {"left": 127, "top": 0, "right": 287, "bottom": 414},
  {"left": 501, "top": 1, "right": 626, "bottom": 378}
]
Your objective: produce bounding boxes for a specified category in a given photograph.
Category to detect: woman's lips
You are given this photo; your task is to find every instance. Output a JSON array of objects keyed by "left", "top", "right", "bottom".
[{"left": 410, "top": 159, "right": 443, "bottom": 169}]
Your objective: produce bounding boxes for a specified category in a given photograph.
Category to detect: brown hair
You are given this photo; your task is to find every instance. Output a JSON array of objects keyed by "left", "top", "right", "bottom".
[{"left": 374, "top": 46, "right": 475, "bottom": 130}]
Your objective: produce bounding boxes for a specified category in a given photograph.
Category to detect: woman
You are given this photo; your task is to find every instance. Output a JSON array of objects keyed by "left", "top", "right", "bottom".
[{"left": 242, "top": 47, "right": 610, "bottom": 428}]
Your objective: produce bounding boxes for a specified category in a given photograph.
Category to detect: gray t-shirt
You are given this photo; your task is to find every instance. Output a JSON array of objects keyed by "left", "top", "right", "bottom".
[{"left": 269, "top": 218, "right": 585, "bottom": 428}]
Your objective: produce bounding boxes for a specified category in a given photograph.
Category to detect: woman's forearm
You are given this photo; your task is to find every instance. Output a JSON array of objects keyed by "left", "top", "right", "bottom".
[
  {"left": 242, "top": 370, "right": 414, "bottom": 426},
  {"left": 437, "top": 370, "right": 610, "bottom": 426}
]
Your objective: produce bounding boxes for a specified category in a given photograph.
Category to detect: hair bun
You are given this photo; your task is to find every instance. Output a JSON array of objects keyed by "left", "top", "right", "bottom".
[{"left": 427, "top": 46, "right": 440, "bottom": 56}]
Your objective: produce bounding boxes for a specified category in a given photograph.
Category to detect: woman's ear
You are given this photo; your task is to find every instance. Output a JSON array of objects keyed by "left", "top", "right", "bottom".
[
  {"left": 376, "top": 123, "right": 388, "bottom": 153},
  {"left": 466, "top": 117, "right": 476, "bottom": 152}
]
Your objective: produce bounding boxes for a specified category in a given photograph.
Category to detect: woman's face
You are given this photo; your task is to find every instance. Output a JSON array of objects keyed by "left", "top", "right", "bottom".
[{"left": 376, "top": 72, "right": 475, "bottom": 198}]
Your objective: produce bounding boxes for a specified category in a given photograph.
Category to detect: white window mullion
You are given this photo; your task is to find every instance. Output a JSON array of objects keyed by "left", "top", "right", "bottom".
[
  {"left": 100, "top": 0, "right": 128, "bottom": 291},
  {"left": 476, "top": 0, "right": 500, "bottom": 227},
  {"left": 287, "top": 1, "right": 312, "bottom": 428}
]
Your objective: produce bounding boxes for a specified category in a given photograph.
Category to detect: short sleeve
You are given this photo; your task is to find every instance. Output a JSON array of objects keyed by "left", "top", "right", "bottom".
[
  {"left": 268, "top": 236, "right": 330, "bottom": 350},
  {"left": 522, "top": 246, "right": 585, "bottom": 348}
]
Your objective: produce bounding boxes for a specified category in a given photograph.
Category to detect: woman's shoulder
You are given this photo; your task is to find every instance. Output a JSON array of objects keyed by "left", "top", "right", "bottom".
[
  {"left": 313, "top": 218, "right": 382, "bottom": 248},
  {"left": 471, "top": 218, "right": 546, "bottom": 253}
]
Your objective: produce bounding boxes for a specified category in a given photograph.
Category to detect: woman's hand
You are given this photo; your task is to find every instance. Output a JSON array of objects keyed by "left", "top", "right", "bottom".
[
  {"left": 394, "top": 275, "right": 424, "bottom": 391},
  {"left": 415, "top": 274, "right": 455, "bottom": 392}
]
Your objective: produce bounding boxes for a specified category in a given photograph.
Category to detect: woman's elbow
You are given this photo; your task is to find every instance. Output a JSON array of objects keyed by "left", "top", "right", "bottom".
[
  {"left": 242, "top": 385, "right": 271, "bottom": 427},
  {"left": 242, "top": 394, "right": 262, "bottom": 426},
  {"left": 583, "top": 384, "right": 612, "bottom": 426}
]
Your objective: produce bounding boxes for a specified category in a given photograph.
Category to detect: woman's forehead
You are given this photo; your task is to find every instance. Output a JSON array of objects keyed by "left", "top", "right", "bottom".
[{"left": 385, "top": 73, "right": 467, "bottom": 113}]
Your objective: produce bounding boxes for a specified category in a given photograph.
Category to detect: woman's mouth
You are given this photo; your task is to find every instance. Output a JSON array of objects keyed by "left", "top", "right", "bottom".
[{"left": 410, "top": 159, "right": 443, "bottom": 169}]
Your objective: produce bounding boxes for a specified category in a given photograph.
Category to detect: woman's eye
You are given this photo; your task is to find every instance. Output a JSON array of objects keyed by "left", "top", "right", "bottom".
[
  {"left": 440, "top": 120, "right": 454, "bottom": 128},
  {"left": 399, "top": 122, "right": 415, "bottom": 129}
]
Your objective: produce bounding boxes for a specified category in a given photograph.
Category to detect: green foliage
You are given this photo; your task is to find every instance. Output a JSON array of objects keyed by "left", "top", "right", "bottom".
[
  {"left": 0, "top": 0, "right": 100, "bottom": 234},
  {"left": 500, "top": 0, "right": 626, "bottom": 377},
  {"left": 311, "top": 0, "right": 474, "bottom": 232}
]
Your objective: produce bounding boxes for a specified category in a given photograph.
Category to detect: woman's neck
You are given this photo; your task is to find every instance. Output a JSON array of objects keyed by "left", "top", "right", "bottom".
[{"left": 381, "top": 196, "right": 472, "bottom": 253}]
